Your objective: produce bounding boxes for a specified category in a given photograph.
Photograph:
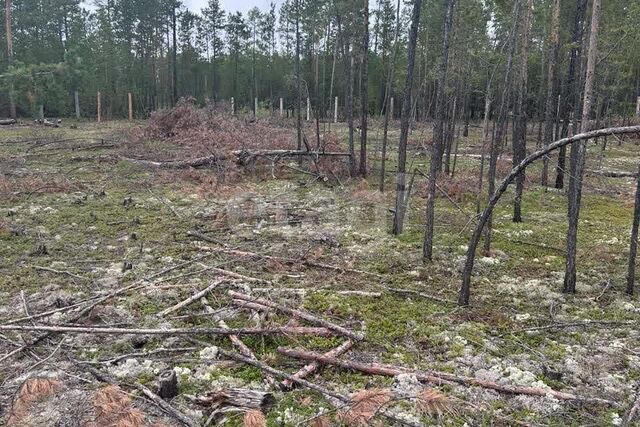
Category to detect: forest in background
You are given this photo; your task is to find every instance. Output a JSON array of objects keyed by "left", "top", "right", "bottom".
[{"left": 1, "top": 0, "right": 639, "bottom": 121}]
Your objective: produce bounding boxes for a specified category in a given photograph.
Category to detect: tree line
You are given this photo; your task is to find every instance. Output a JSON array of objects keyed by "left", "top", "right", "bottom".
[{"left": 1, "top": 0, "right": 637, "bottom": 122}]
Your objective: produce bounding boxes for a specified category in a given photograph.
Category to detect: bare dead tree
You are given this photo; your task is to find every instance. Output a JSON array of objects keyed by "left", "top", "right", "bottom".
[
  {"left": 359, "top": 0, "right": 369, "bottom": 177},
  {"left": 392, "top": 0, "right": 422, "bottom": 235},
  {"left": 512, "top": 0, "right": 533, "bottom": 223},
  {"left": 378, "top": 0, "right": 401, "bottom": 192},
  {"left": 564, "top": 0, "right": 600, "bottom": 294},
  {"left": 295, "top": 0, "right": 303, "bottom": 151},
  {"left": 541, "top": 0, "right": 561, "bottom": 187},
  {"left": 483, "top": 0, "right": 521, "bottom": 254},
  {"left": 5, "top": 0, "right": 16, "bottom": 119},
  {"left": 555, "top": 0, "right": 588, "bottom": 189},
  {"left": 627, "top": 165, "right": 640, "bottom": 295},
  {"left": 423, "top": 0, "right": 455, "bottom": 260}
]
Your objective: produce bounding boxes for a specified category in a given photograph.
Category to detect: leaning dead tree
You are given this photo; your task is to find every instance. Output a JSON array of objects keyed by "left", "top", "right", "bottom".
[{"left": 458, "top": 126, "right": 640, "bottom": 306}]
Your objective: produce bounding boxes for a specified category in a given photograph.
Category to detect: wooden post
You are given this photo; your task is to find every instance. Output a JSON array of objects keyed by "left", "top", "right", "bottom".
[
  {"left": 254, "top": 97, "right": 258, "bottom": 118},
  {"left": 97, "top": 91, "right": 101, "bottom": 123},
  {"left": 334, "top": 96, "right": 338, "bottom": 123},
  {"left": 280, "top": 98, "right": 284, "bottom": 117},
  {"left": 306, "top": 97, "right": 310, "bottom": 121},
  {"left": 636, "top": 96, "right": 640, "bottom": 117},
  {"left": 74, "top": 91, "right": 80, "bottom": 119},
  {"left": 231, "top": 97, "right": 235, "bottom": 115},
  {"left": 627, "top": 164, "right": 640, "bottom": 295},
  {"left": 39, "top": 104, "right": 44, "bottom": 121},
  {"left": 128, "top": 92, "right": 133, "bottom": 121},
  {"left": 390, "top": 97, "right": 394, "bottom": 120}
]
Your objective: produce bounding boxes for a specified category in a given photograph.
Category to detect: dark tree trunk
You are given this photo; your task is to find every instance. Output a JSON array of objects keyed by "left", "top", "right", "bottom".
[
  {"left": 512, "top": 0, "right": 533, "bottom": 223},
  {"left": 423, "top": 0, "right": 455, "bottom": 259},
  {"left": 295, "top": 0, "right": 302, "bottom": 151},
  {"left": 555, "top": 0, "right": 588, "bottom": 189},
  {"left": 359, "top": 0, "right": 369, "bottom": 177},
  {"left": 171, "top": 2, "right": 178, "bottom": 106},
  {"left": 627, "top": 165, "right": 640, "bottom": 295},
  {"left": 483, "top": 0, "right": 521, "bottom": 254},
  {"left": 564, "top": 0, "right": 600, "bottom": 294},
  {"left": 379, "top": 0, "right": 401, "bottom": 193},
  {"left": 392, "top": 0, "right": 422, "bottom": 235},
  {"left": 541, "top": 0, "right": 560, "bottom": 187}
]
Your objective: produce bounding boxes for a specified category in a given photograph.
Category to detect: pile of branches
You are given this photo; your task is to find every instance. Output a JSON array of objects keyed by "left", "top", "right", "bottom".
[{"left": 125, "top": 98, "right": 350, "bottom": 183}]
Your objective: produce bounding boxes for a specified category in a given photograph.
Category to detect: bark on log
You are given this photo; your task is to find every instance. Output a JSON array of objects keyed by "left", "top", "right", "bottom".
[
  {"left": 0, "top": 324, "right": 339, "bottom": 337},
  {"left": 280, "top": 340, "right": 353, "bottom": 390},
  {"left": 277, "top": 347, "right": 616, "bottom": 406},
  {"left": 122, "top": 155, "right": 222, "bottom": 169},
  {"left": 228, "top": 291, "right": 364, "bottom": 340},
  {"left": 157, "top": 369, "right": 179, "bottom": 399}
]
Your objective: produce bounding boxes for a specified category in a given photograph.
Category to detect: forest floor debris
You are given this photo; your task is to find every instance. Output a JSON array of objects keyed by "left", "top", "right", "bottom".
[{"left": 0, "top": 118, "right": 639, "bottom": 425}]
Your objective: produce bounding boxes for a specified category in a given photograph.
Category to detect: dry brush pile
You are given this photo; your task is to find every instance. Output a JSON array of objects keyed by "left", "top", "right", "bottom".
[{"left": 124, "top": 99, "right": 350, "bottom": 185}]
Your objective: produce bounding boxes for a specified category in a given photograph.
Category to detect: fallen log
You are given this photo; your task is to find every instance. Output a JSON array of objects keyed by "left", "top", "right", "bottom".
[
  {"left": 277, "top": 347, "right": 617, "bottom": 406},
  {"left": 0, "top": 324, "right": 339, "bottom": 337},
  {"left": 280, "top": 340, "right": 353, "bottom": 390},
  {"left": 228, "top": 291, "right": 364, "bottom": 341},
  {"left": 122, "top": 155, "right": 222, "bottom": 169},
  {"left": 0, "top": 119, "right": 17, "bottom": 125}
]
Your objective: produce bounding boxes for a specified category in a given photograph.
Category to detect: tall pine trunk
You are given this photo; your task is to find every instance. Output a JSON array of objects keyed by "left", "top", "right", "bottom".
[
  {"left": 564, "top": 0, "right": 601, "bottom": 293},
  {"left": 379, "top": 0, "right": 401, "bottom": 192},
  {"left": 555, "top": 0, "right": 588, "bottom": 189},
  {"left": 171, "top": 2, "right": 178, "bottom": 106},
  {"left": 359, "top": 0, "right": 369, "bottom": 177},
  {"left": 483, "top": 0, "right": 520, "bottom": 254},
  {"left": 541, "top": 0, "right": 561, "bottom": 187},
  {"left": 295, "top": 0, "right": 302, "bottom": 151},
  {"left": 512, "top": 0, "right": 533, "bottom": 223},
  {"left": 392, "top": 0, "right": 422, "bottom": 235}
]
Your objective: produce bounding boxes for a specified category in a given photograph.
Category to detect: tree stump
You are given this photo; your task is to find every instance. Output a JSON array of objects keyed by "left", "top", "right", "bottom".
[{"left": 157, "top": 370, "right": 178, "bottom": 399}]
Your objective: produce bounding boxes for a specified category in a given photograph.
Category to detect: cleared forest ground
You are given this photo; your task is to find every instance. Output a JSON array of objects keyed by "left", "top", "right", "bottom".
[{"left": 0, "top": 117, "right": 639, "bottom": 426}]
